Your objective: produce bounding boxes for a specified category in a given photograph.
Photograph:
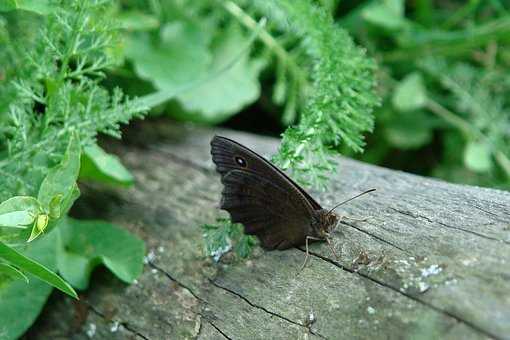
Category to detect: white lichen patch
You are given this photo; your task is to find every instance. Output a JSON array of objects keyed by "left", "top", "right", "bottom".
[
  {"left": 394, "top": 257, "right": 445, "bottom": 294},
  {"left": 211, "top": 241, "right": 232, "bottom": 262},
  {"left": 110, "top": 321, "right": 120, "bottom": 333},
  {"left": 367, "top": 306, "right": 376, "bottom": 315},
  {"left": 421, "top": 264, "right": 442, "bottom": 278},
  {"left": 143, "top": 250, "right": 156, "bottom": 264},
  {"left": 417, "top": 281, "right": 430, "bottom": 293},
  {"left": 86, "top": 323, "right": 96, "bottom": 338}
]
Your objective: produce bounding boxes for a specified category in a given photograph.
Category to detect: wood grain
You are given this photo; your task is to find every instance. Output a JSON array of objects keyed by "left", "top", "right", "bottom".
[{"left": 26, "top": 120, "right": 510, "bottom": 340}]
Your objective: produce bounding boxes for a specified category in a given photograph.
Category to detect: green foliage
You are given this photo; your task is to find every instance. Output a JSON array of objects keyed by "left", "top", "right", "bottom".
[
  {"left": 202, "top": 218, "right": 257, "bottom": 261},
  {"left": 419, "top": 58, "right": 510, "bottom": 179},
  {"left": 0, "top": 241, "right": 76, "bottom": 298},
  {"left": 58, "top": 218, "right": 145, "bottom": 290},
  {"left": 80, "top": 144, "right": 134, "bottom": 186},
  {"left": 0, "top": 1, "right": 147, "bottom": 337},
  {"left": 123, "top": 1, "right": 266, "bottom": 124},
  {"left": 392, "top": 73, "right": 427, "bottom": 112},
  {"left": 0, "top": 230, "right": 59, "bottom": 340},
  {"left": 341, "top": 0, "right": 510, "bottom": 188},
  {"left": 243, "top": 0, "right": 380, "bottom": 188},
  {"left": 115, "top": 0, "right": 379, "bottom": 188}
]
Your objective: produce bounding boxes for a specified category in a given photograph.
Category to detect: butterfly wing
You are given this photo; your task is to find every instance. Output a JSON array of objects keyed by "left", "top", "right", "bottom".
[{"left": 210, "top": 136, "right": 321, "bottom": 249}]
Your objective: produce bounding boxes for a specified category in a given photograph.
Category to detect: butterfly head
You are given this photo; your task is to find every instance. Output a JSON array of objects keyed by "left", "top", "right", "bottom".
[{"left": 313, "top": 209, "right": 339, "bottom": 239}]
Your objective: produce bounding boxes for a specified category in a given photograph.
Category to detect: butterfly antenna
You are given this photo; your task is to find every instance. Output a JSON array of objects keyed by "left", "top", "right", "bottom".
[{"left": 327, "top": 189, "right": 376, "bottom": 216}]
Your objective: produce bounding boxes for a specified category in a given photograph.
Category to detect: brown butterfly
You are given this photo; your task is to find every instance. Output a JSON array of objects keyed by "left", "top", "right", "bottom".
[{"left": 210, "top": 135, "right": 374, "bottom": 270}]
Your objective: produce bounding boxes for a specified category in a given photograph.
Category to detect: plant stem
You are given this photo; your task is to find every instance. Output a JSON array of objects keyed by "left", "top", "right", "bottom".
[
  {"left": 222, "top": 1, "right": 308, "bottom": 93},
  {"left": 425, "top": 98, "right": 510, "bottom": 180}
]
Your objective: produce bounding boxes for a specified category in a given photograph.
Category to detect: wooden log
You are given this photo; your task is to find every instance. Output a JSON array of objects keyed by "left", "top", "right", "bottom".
[{"left": 26, "top": 120, "right": 510, "bottom": 339}]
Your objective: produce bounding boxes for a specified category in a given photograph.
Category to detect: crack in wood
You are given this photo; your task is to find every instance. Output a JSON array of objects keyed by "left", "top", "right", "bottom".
[
  {"left": 209, "top": 279, "right": 327, "bottom": 339},
  {"left": 470, "top": 204, "right": 507, "bottom": 221},
  {"left": 85, "top": 301, "right": 150, "bottom": 340},
  {"left": 389, "top": 207, "right": 509, "bottom": 245},
  {"left": 300, "top": 249, "right": 501, "bottom": 340},
  {"left": 148, "top": 261, "right": 206, "bottom": 303},
  {"left": 340, "top": 221, "right": 410, "bottom": 253},
  {"left": 205, "top": 319, "right": 233, "bottom": 340}
]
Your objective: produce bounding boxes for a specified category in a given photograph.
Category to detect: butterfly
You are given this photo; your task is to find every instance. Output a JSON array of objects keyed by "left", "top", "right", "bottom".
[{"left": 210, "top": 135, "right": 374, "bottom": 269}]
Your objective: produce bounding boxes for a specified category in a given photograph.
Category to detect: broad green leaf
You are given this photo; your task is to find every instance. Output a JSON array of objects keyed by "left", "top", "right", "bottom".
[
  {"left": 464, "top": 141, "right": 492, "bottom": 172},
  {"left": 361, "top": 0, "right": 408, "bottom": 30},
  {"left": 80, "top": 144, "right": 134, "bottom": 186},
  {"left": 393, "top": 73, "right": 427, "bottom": 112},
  {"left": 58, "top": 218, "right": 145, "bottom": 290},
  {"left": 126, "top": 21, "right": 212, "bottom": 94},
  {"left": 0, "top": 196, "right": 40, "bottom": 228},
  {"left": 0, "top": 263, "right": 28, "bottom": 283},
  {"left": 384, "top": 111, "right": 433, "bottom": 149},
  {"left": 117, "top": 10, "right": 160, "bottom": 31},
  {"left": 0, "top": 241, "right": 76, "bottom": 298},
  {"left": 37, "top": 133, "right": 81, "bottom": 209},
  {"left": 0, "top": 230, "right": 59, "bottom": 340},
  {"left": 175, "top": 25, "right": 265, "bottom": 124},
  {"left": 0, "top": 0, "right": 55, "bottom": 15},
  {"left": 59, "top": 183, "right": 81, "bottom": 216}
]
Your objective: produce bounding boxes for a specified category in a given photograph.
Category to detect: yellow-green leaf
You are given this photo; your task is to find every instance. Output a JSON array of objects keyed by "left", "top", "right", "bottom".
[{"left": 0, "top": 196, "right": 41, "bottom": 228}]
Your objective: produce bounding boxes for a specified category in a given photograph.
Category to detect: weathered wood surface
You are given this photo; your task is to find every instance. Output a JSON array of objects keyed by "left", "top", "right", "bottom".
[{"left": 26, "top": 120, "right": 510, "bottom": 339}]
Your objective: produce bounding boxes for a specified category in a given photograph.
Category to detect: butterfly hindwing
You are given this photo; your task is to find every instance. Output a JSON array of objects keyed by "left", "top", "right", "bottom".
[{"left": 210, "top": 136, "right": 320, "bottom": 249}]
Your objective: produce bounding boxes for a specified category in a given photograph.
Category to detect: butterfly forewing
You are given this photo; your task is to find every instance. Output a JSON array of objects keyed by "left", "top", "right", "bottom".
[{"left": 210, "top": 136, "right": 322, "bottom": 249}]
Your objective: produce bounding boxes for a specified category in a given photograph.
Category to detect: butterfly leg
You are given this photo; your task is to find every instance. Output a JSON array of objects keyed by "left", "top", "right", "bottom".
[
  {"left": 325, "top": 237, "right": 340, "bottom": 261},
  {"left": 299, "top": 236, "right": 322, "bottom": 273}
]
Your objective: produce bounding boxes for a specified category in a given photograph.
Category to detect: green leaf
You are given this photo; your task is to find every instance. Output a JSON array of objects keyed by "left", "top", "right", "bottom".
[
  {"left": 0, "top": 196, "right": 41, "bottom": 228},
  {"left": 80, "top": 144, "right": 134, "bottom": 186},
  {"left": 58, "top": 218, "right": 145, "bottom": 290},
  {"left": 175, "top": 24, "right": 265, "bottom": 124},
  {"left": 0, "top": 241, "right": 76, "bottom": 298},
  {"left": 393, "top": 73, "right": 427, "bottom": 112},
  {"left": 384, "top": 111, "right": 433, "bottom": 149},
  {"left": 0, "top": 263, "right": 29, "bottom": 283},
  {"left": 464, "top": 141, "right": 492, "bottom": 172},
  {"left": 126, "top": 21, "right": 212, "bottom": 94},
  {"left": 0, "top": 230, "right": 59, "bottom": 339},
  {"left": 0, "top": 0, "right": 56, "bottom": 15},
  {"left": 361, "top": 0, "right": 408, "bottom": 30},
  {"left": 37, "top": 133, "right": 81, "bottom": 210},
  {"left": 117, "top": 10, "right": 160, "bottom": 31}
]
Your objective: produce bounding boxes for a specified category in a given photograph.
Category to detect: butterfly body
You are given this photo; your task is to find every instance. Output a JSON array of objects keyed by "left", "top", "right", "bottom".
[{"left": 210, "top": 135, "right": 338, "bottom": 250}]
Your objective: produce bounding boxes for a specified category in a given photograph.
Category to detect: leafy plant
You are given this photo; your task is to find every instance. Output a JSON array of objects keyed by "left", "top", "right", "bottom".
[
  {"left": 244, "top": 0, "right": 380, "bottom": 188},
  {"left": 116, "top": 0, "right": 379, "bottom": 188},
  {"left": 0, "top": 1, "right": 146, "bottom": 338},
  {"left": 340, "top": 0, "right": 510, "bottom": 188},
  {"left": 202, "top": 218, "right": 257, "bottom": 261}
]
